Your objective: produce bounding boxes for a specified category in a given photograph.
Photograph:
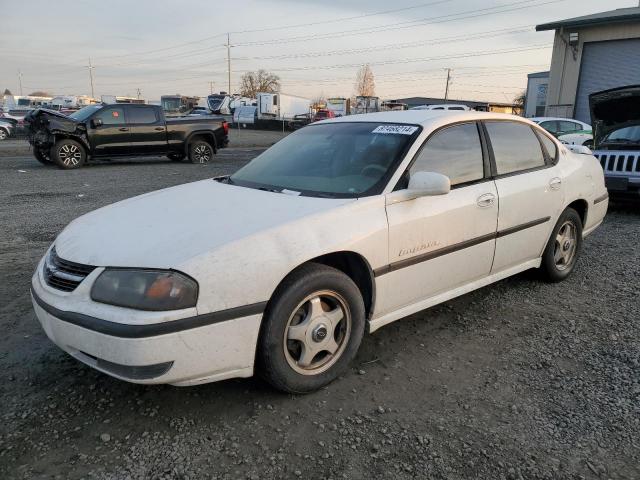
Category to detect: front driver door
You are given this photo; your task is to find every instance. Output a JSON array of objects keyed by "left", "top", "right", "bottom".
[
  {"left": 377, "top": 122, "right": 498, "bottom": 316},
  {"left": 88, "top": 106, "right": 130, "bottom": 156}
]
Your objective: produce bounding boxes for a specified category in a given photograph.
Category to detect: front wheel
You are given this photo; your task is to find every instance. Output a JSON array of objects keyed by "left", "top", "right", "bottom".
[
  {"left": 540, "top": 208, "right": 583, "bottom": 282},
  {"left": 257, "top": 263, "right": 366, "bottom": 394},
  {"left": 33, "top": 147, "right": 52, "bottom": 165},
  {"left": 189, "top": 140, "right": 214, "bottom": 164},
  {"left": 0, "top": 129, "right": 8, "bottom": 140},
  {"left": 51, "top": 139, "right": 86, "bottom": 169}
]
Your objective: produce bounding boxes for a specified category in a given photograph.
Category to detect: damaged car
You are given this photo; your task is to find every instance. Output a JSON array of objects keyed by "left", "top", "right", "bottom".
[
  {"left": 589, "top": 85, "right": 640, "bottom": 199},
  {"left": 24, "top": 103, "right": 229, "bottom": 169}
]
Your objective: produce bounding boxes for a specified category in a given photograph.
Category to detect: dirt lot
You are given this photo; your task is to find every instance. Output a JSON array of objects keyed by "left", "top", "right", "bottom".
[{"left": 0, "top": 138, "right": 638, "bottom": 480}]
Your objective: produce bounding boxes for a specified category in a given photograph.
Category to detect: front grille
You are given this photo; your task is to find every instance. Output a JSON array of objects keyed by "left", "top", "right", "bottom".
[
  {"left": 44, "top": 248, "right": 95, "bottom": 292},
  {"left": 593, "top": 151, "right": 640, "bottom": 173}
]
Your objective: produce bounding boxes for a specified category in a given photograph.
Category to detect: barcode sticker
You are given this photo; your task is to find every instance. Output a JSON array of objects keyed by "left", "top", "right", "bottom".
[{"left": 372, "top": 125, "right": 419, "bottom": 135}]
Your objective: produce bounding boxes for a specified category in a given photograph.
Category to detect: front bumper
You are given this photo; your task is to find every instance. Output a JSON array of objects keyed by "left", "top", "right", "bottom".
[{"left": 31, "top": 258, "right": 263, "bottom": 386}]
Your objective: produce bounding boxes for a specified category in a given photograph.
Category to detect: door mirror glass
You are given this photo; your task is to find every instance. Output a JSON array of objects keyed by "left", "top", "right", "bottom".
[
  {"left": 407, "top": 171, "right": 451, "bottom": 196},
  {"left": 91, "top": 118, "right": 103, "bottom": 128}
]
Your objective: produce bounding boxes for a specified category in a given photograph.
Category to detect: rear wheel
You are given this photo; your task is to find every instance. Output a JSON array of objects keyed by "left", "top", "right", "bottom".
[
  {"left": 258, "top": 263, "right": 365, "bottom": 393},
  {"left": 51, "top": 139, "right": 86, "bottom": 169},
  {"left": 189, "top": 140, "right": 214, "bottom": 164},
  {"left": 540, "top": 208, "right": 583, "bottom": 282},
  {"left": 33, "top": 147, "right": 52, "bottom": 165}
]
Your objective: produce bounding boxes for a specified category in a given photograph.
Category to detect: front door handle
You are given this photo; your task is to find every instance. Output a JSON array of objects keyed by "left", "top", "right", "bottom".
[
  {"left": 549, "top": 177, "right": 562, "bottom": 190},
  {"left": 118, "top": 127, "right": 129, "bottom": 132},
  {"left": 477, "top": 193, "right": 496, "bottom": 208}
]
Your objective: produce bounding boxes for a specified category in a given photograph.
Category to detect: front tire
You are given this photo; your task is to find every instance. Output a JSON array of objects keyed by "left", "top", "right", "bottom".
[
  {"left": 189, "top": 140, "right": 214, "bottom": 164},
  {"left": 33, "top": 147, "right": 52, "bottom": 165},
  {"left": 51, "top": 139, "right": 86, "bottom": 169},
  {"left": 540, "top": 208, "right": 583, "bottom": 282},
  {"left": 0, "top": 128, "right": 7, "bottom": 140},
  {"left": 257, "top": 263, "right": 366, "bottom": 394}
]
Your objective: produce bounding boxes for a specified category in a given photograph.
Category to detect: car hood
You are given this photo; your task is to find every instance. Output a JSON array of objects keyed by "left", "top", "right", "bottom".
[
  {"left": 589, "top": 85, "right": 640, "bottom": 146},
  {"left": 54, "top": 179, "right": 353, "bottom": 268},
  {"left": 25, "top": 108, "right": 81, "bottom": 133}
]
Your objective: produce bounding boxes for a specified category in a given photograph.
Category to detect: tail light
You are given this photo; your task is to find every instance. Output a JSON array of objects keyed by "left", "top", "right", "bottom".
[{"left": 222, "top": 121, "right": 229, "bottom": 135}]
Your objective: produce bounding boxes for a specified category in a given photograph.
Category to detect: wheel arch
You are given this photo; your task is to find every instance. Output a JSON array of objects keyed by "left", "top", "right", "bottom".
[
  {"left": 566, "top": 198, "right": 588, "bottom": 226},
  {"left": 265, "top": 251, "right": 376, "bottom": 322},
  {"left": 185, "top": 131, "right": 217, "bottom": 155}
]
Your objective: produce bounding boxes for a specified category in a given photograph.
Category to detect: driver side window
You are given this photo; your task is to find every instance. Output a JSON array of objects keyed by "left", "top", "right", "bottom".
[
  {"left": 94, "top": 107, "right": 125, "bottom": 126},
  {"left": 410, "top": 122, "right": 484, "bottom": 186}
]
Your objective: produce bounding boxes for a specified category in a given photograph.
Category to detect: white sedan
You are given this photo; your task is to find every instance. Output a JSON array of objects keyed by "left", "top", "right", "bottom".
[{"left": 31, "top": 111, "right": 608, "bottom": 393}]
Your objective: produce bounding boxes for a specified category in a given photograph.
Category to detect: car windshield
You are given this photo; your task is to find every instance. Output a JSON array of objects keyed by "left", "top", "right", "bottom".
[
  {"left": 229, "top": 122, "right": 420, "bottom": 198},
  {"left": 603, "top": 125, "right": 640, "bottom": 143},
  {"left": 69, "top": 105, "right": 103, "bottom": 121}
]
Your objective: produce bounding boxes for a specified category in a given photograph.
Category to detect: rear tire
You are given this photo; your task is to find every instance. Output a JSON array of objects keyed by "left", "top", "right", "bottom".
[
  {"left": 257, "top": 263, "right": 366, "bottom": 394},
  {"left": 51, "top": 139, "right": 86, "bottom": 169},
  {"left": 189, "top": 140, "right": 214, "bottom": 164},
  {"left": 540, "top": 208, "right": 583, "bottom": 282}
]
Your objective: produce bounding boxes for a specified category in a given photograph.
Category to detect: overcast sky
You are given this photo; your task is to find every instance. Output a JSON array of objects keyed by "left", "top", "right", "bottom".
[{"left": 0, "top": 0, "right": 634, "bottom": 102}]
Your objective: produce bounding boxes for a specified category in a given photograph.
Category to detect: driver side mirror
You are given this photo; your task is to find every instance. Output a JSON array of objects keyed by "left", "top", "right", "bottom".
[
  {"left": 387, "top": 171, "right": 451, "bottom": 204},
  {"left": 91, "top": 118, "right": 103, "bottom": 128}
]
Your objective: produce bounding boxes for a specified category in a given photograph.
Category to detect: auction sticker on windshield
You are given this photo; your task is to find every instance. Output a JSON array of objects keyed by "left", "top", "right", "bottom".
[{"left": 372, "top": 125, "right": 419, "bottom": 135}]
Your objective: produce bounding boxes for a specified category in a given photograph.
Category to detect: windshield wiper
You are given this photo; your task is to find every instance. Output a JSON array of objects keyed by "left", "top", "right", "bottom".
[{"left": 258, "top": 186, "right": 282, "bottom": 193}]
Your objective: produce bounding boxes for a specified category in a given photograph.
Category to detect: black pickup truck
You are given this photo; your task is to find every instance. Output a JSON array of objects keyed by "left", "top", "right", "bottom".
[{"left": 25, "top": 103, "right": 229, "bottom": 169}]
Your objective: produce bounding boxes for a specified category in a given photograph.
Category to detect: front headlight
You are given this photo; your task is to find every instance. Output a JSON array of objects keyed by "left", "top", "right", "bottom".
[{"left": 91, "top": 269, "right": 198, "bottom": 311}]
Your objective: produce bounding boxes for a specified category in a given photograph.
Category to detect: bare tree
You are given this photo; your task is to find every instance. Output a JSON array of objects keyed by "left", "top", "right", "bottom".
[
  {"left": 354, "top": 64, "right": 375, "bottom": 97},
  {"left": 239, "top": 70, "right": 281, "bottom": 98},
  {"left": 513, "top": 90, "right": 527, "bottom": 110}
]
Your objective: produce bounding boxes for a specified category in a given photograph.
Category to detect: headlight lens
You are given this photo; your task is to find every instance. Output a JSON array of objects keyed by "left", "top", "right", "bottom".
[{"left": 91, "top": 269, "right": 198, "bottom": 311}]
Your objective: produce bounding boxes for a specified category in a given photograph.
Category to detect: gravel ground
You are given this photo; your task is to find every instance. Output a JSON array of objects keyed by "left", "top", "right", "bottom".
[{"left": 0, "top": 143, "right": 638, "bottom": 480}]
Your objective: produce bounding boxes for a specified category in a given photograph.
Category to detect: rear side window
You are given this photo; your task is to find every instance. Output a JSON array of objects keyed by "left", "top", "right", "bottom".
[
  {"left": 558, "top": 121, "right": 580, "bottom": 133},
  {"left": 486, "top": 121, "right": 546, "bottom": 175},
  {"left": 410, "top": 122, "right": 484, "bottom": 186},
  {"left": 536, "top": 130, "right": 557, "bottom": 160},
  {"left": 94, "top": 107, "right": 125, "bottom": 125},
  {"left": 127, "top": 106, "right": 158, "bottom": 124},
  {"left": 539, "top": 120, "right": 558, "bottom": 134}
]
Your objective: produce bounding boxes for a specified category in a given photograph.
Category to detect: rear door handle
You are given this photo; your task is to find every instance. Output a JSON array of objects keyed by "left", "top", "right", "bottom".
[
  {"left": 477, "top": 193, "right": 496, "bottom": 208},
  {"left": 154, "top": 127, "right": 165, "bottom": 131},
  {"left": 549, "top": 177, "right": 562, "bottom": 190},
  {"left": 118, "top": 127, "right": 129, "bottom": 132}
]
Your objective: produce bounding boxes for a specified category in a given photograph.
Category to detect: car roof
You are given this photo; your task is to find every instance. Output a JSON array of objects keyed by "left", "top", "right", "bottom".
[{"left": 317, "top": 110, "right": 535, "bottom": 129}]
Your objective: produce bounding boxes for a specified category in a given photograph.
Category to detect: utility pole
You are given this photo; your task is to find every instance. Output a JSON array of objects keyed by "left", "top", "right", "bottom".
[
  {"left": 136, "top": 88, "right": 141, "bottom": 100},
  {"left": 226, "top": 33, "right": 231, "bottom": 94},
  {"left": 444, "top": 68, "right": 452, "bottom": 102},
  {"left": 87, "top": 58, "right": 95, "bottom": 99},
  {"left": 18, "top": 70, "right": 23, "bottom": 96},
  {"left": 209, "top": 81, "right": 214, "bottom": 94}
]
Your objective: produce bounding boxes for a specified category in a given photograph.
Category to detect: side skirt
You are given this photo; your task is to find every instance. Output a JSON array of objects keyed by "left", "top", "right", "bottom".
[{"left": 368, "top": 258, "right": 541, "bottom": 333}]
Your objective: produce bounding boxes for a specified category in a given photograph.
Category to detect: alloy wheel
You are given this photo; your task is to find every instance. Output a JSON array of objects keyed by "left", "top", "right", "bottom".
[
  {"left": 193, "top": 144, "right": 211, "bottom": 163},
  {"left": 553, "top": 220, "right": 577, "bottom": 271},
  {"left": 58, "top": 144, "right": 82, "bottom": 166},
  {"left": 0, "top": 129, "right": 6, "bottom": 140},
  {"left": 284, "top": 290, "right": 351, "bottom": 375}
]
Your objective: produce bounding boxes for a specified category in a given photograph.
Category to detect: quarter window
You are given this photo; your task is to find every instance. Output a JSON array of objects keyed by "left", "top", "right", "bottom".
[
  {"left": 539, "top": 120, "right": 558, "bottom": 134},
  {"left": 486, "top": 121, "right": 546, "bottom": 175},
  {"left": 94, "top": 107, "right": 125, "bottom": 125},
  {"left": 127, "top": 106, "right": 157, "bottom": 124},
  {"left": 410, "top": 123, "right": 484, "bottom": 186},
  {"left": 536, "top": 130, "right": 557, "bottom": 160}
]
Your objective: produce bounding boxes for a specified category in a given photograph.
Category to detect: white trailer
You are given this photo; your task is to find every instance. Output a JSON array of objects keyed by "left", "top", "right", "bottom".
[
  {"left": 257, "top": 92, "right": 311, "bottom": 121},
  {"left": 326, "top": 97, "right": 351, "bottom": 117}
]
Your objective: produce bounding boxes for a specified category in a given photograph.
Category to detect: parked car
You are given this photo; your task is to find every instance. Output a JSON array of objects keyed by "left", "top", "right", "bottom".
[
  {"left": 588, "top": 85, "right": 640, "bottom": 200},
  {"left": 30, "top": 111, "right": 607, "bottom": 393},
  {"left": 24, "top": 104, "right": 229, "bottom": 169},
  {"left": 558, "top": 130, "right": 593, "bottom": 147},
  {"left": 313, "top": 109, "right": 335, "bottom": 122},
  {"left": 288, "top": 113, "right": 312, "bottom": 130},
  {"left": 531, "top": 117, "right": 591, "bottom": 139},
  {"left": 411, "top": 104, "right": 470, "bottom": 111},
  {"left": 0, "top": 119, "right": 15, "bottom": 140}
]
